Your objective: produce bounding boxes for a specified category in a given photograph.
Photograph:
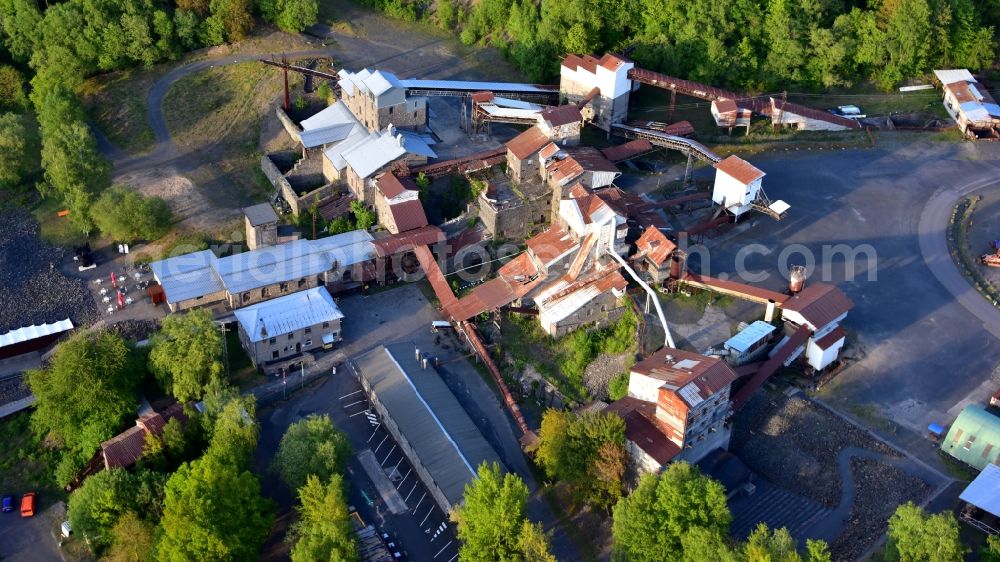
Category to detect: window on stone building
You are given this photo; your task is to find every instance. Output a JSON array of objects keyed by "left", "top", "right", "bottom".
[
  {"left": 288, "top": 333, "right": 294, "bottom": 340},
  {"left": 280, "top": 282, "right": 288, "bottom": 292},
  {"left": 269, "top": 337, "right": 276, "bottom": 344},
  {"left": 262, "top": 287, "right": 269, "bottom": 298},
  {"left": 298, "top": 278, "right": 306, "bottom": 288},
  {"left": 272, "top": 350, "right": 279, "bottom": 359},
  {"left": 305, "top": 327, "right": 311, "bottom": 334}
]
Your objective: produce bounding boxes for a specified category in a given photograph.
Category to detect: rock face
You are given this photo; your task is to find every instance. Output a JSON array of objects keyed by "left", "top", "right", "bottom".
[{"left": 0, "top": 208, "right": 98, "bottom": 333}]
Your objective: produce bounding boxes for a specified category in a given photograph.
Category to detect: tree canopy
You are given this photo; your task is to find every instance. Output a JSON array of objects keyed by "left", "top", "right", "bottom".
[
  {"left": 452, "top": 462, "right": 556, "bottom": 562},
  {"left": 205, "top": 393, "right": 260, "bottom": 468},
  {"left": 0, "top": 111, "right": 40, "bottom": 192},
  {"left": 288, "top": 474, "right": 359, "bottom": 562},
  {"left": 67, "top": 469, "right": 165, "bottom": 548},
  {"left": 536, "top": 409, "right": 626, "bottom": 510},
  {"left": 91, "top": 185, "right": 173, "bottom": 242},
  {"left": 273, "top": 414, "right": 352, "bottom": 491},
  {"left": 886, "top": 502, "right": 967, "bottom": 562},
  {"left": 103, "top": 511, "right": 156, "bottom": 562},
  {"left": 149, "top": 309, "right": 224, "bottom": 402},
  {"left": 258, "top": 0, "right": 319, "bottom": 33},
  {"left": 27, "top": 331, "right": 141, "bottom": 473},
  {"left": 157, "top": 453, "right": 274, "bottom": 562},
  {"left": 611, "top": 462, "right": 731, "bottom": 562}
]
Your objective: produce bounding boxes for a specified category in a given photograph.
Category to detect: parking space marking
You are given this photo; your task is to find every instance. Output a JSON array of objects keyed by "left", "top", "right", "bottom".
[
  {"left": 349, "top": 408, "right": 372, "bottom": 417},
  {"left": 339, "top": 390, "right": 363, "bottom": 400},
  {"left": 380, "top": 445, "right": 397, "bottom": 466},
  {"left": 342, "top": 400, "right": 365, "bottom": 408},
  {"left": 419, "top": 506, "right": 435, "bottom": 527},
  {"left": 412, "top": 492, "right": 426, "bottom": 514},
  {"left": 446, "top": 553, "right": 458, "bottom": 562},
  {"left": 367, "top": 424, "right": 381, "bottom": 442},
  {"left": 390, "top": 456, "right": 405, "bottom": 477},
  {"left": 433, "top": 541, "right": 453, "bottom": 559},
  {"left": 404, "top": 481, "right": 419, "bottom": 503},
  {"left": 396, "top": 468, "right": 412, "bottom": 488},
  {"left": 373, "top": 434, "right": 389, "bottom": 456}
]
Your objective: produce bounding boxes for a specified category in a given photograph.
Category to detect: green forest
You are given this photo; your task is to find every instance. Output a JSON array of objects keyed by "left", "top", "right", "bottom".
[{"left": 370, "top": 0, "right": 998, "bottom": 91}]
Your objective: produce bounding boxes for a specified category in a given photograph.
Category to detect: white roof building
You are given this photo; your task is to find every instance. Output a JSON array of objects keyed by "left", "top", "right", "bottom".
[
  {"left": 0, "top": 319, "right": 74, "bottom": 348},
  {"left": 298, "top": 102, "right": 366, "bottom": 149},
  {"left": 340, "top": 124, "right": 436, "bottom": 179},
  {"left": 234, "top": 287, "right": 344, "bottom": 343},
  {"left": 150, "top": 230, "right": 375, "bottom": 306},
  {"left": 338, "top": 69, "right": 406, "bottom": 107}
]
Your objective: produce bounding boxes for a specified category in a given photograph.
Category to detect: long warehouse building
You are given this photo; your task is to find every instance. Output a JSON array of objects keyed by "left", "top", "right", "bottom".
[{"left": 353, "top": 343, "right": 505, "bottom": 514}]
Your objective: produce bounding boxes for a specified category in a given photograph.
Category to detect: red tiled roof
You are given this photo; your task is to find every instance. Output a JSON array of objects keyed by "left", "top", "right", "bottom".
[
  {"left": 387, "top": 199, "right": 429, "bottom": 233},
  {"left": 449, "top": 253, "right": 545, "bottom": 322},
  {"left": 632, "top": 348, "right": 738, "bottom": 406},
  {"left": 373, "top": 225, "right": 444, "bottom": 257},
  {"left": 526, "top": 226, "right": 579, "bottom": 266},
  {"left": 606, "top": 397, "right": 680, "bottom": 465},
  {"left": 601, "top": 139, "right": 653, "bottom": 162},
  {"left": 599, "top": 53, "right": 629, "bottom": 71},
  {"left": 814, "top": 325, "right": 847, "bottom": 351},
  {"left": 782, "top": 283, "right": 854, "bottom": 329},
  {"left": 546, "top": 147, "right": 618, "bottom": 187},
  {"left": 101, "top": 426, "right": 147, "bottom": 470},
  {"left": 714, "top": 155, "right": 765, "bottom": 185},
  {"left": 540, "top": 105, "right": 582, "bottom": 127},
  {"left": 561, "top": 54, "right": 600, "bottom": 74},
  {"left": 506, "top": 126, "right": 551, "bottom": 160},
  {"left": 377, "top": 173, "right": 417, "bottom": 200},
  {"left": 635, "top": 227, "right": 676, "bottom": 267}
]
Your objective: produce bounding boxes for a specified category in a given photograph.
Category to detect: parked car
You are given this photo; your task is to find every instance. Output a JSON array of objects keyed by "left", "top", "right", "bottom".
[
  {"left": 20, "top": 492, "right": 35, "bottom": 518},
  {"left": 61, "top": 521, "right": 73, "bottom": 538},
  {"left": 1, "top": 495, "right": 12, "bottom": 512},
  {"left": 827, "top": 105, "right": 866, "bottom": 119}
]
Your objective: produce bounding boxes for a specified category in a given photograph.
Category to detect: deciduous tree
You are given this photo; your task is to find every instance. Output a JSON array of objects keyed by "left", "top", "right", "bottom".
[
  {"left": 92, "top": 185, "right": 173, "bottom": 242},
  {"left": 102, "top": 511, "right": 155, "bottom": 562},
  {"left": 0, "top": 112, "right": 40, "bottom": 191},
  {"left": 149, "top": 309, "right": 224, "bottom": 402},
  {"left": 453, "top": 462, "right": 555, "bottom": 562},
  {"left": 27, "top": 331, "right": 140, "bottom": 460},
  {"left": 886, "top": 502, "right": 967, "bottom": 562},
  {"left": 536, "top": 410, "right": 625, "bottom": 510},
  {"left": 273, "top": 414, "right": 352, "bottom": 491},
  {"left": 158, "top": 454, "right": 273, "bottom": 562},
  {"left": 612, "top": 462, "right": 730, "bottom": 562},
  {"left": 288, "top": 474, "right": 358, "bottom": 562}
]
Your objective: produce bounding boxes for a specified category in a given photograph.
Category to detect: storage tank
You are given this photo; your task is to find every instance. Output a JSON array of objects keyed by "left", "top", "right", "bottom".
[{"left": 789, "top": 265, "right": 806, "bottom": 294}]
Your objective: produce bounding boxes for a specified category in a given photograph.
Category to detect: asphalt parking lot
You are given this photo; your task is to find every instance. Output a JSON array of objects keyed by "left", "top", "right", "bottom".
[
  {"left": 689, "top": 139, "right": 1000, "bottom": 456},
  {"left": 0, "top": 499, "right": 66, "bottom": 562}
]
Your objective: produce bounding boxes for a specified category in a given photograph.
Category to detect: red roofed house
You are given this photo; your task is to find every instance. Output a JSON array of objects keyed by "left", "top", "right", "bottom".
[
  {"left": 633, "top": 226, "right": 678, "bottom": 284},
  {"left": 780, "top": 282, "right": 853, "bottom": 371},
  {"left": 711, "top": 155, "right": 765, "bottom": 219},
  {"left": 505, "top": 126, "right": 552, "bottom": 184},
  {"left": 374, "top": 173, "right": 429, "bottom": 234},
  {"left": 541, "top": 144, "right": 620, "bottom": 217},
  {"left": 608, "top": 348, "right": 738, "bottom": 473},
  {"left": 535, "top": 105, "right": 582, "bottom": 146},
  {"left": 100, "top": 404, "right": 188, "bottom": 471},
  {"left": 711, "top": 98, "right": 753, "bottom": 133}
]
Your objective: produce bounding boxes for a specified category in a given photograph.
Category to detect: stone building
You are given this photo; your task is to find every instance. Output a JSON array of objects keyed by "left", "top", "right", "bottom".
[
  {"left": 541, "top": 144, "right": 620, "bottom": 216},
  {"left": 632, "top": 226, "right": 677, "bottom": 284},
  {"left": 243, "top": 203, "right": 279, "bottom": 250},
  {"left": 536, "top": 105, "right": 582, "bottom": 146},
  {"left": 150, "top": 230, "right": 376, "bottom": 312},
  {"left": 374, "top": 173, "right": 429, "bottom": 234},
  {"left": 606, "top": 348, "right": 739, "bottom": 473},
  {"left": 559, "top": 54, "right": 634, "bottom": 131},
  {"left": 477, "top": 175, "right": 550, "bottom": 240},
  {"left": 234, "top": 286, "right": 344, "bottom": 372},
  {"left": 533, "top": 267, "right": 628, "bottom": 337},
  {"left": 337, "top": 68, "right": 427, "bottom": 132},
  {"left": 505, "top": 126, "right": 551, "bottom": 184}
]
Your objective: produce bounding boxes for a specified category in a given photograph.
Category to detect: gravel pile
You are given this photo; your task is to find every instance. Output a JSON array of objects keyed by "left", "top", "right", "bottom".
[
  {"left": 0, "top": 208, "right": 98, "bottom": 333},
  {"left": 105, "top": 319, "right": 161, "bottom": 342},
  {"left": 0, "top": 374, "right": 30, "bottom": 407},
  {"left": 583, "top": 353, "right": 630, "bottom": 401},
  {"left": 730, "top": 393, "right": 898, "bottom": 507},
  {"left": 830, "top": 458, "right": 931, "bottom": 561}
]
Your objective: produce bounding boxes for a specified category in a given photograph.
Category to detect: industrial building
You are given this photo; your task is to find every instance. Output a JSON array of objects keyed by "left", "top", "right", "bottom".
[
  {"left": 353, "top": 344, "right": 505, "bottom": 513},
  {"left": 149, "top": 229, "right": 375, "bottom": 312},
  {"left": 779, "top": 283, "right": 853, "bottom": 371},
  {"left": 934, "top": 69, "right": 1000, "bottom": 138},
  {"left": 234, "top": 286, "right": 344, "bottom": 371}
]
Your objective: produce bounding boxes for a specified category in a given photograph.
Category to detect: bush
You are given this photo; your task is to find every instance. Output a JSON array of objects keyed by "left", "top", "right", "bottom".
[
  {"left": 608, "top": 373, "right": 629, "bottom": 401},
  {"left": 91, "top": 185, "right": 173, "bottom": 242}
]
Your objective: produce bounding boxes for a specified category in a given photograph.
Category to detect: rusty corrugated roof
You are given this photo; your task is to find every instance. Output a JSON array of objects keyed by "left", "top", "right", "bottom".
[
  {"left": 601, "top": 139, "right": 653, "bottom": 162},
  {"left": 814, "top": 325, "right": 847, "bottom": 351},
  {"left": 373, "top": 225, "right": 444, "bottom": 257},
  {"left": 377, "top": 173, "right": 417, "bottom": 200},
  {"left": 605, "top": 397, "right": 680, "bottom": 465},
  {"left": 540, "top": 105, "right": 582, "bottom": 127},
  {"left": 387, "top": 199, "right": 429, "bottom": 233},
  {"left": 506, "top": 126, "right": 551, "bottom": 160},
  {"left": 782, "top": 283, "right": 853, "bottom": 329},
  {"left": 632, "top": 348, "right": 738, "bottom": 406},
  {"left": 714, "top": 155, "right": 765, "bottom": 185},
  {"left": 635, "top": 227, "right": 676, "bottom": 267},
  {"left": 526, "top": 226, "right": 578, "bottom": 267}
]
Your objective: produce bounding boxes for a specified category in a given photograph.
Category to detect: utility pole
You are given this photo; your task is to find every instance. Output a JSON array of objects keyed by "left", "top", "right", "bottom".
[{"left": 282, "top": 54, "right": 291, "bottom": 112}]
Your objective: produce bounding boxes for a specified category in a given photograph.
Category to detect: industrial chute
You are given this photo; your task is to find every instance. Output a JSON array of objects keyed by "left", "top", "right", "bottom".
[{"left": 606, "top": 246, "right": 676, "bottom": 349}]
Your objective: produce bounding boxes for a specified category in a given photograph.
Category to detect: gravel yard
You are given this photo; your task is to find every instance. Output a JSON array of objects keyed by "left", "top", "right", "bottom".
[
  {"left": 830, "top": 458, "right": 932, "bottom": 561},
  {"left": 731, "top": 392, "right": 898, "bottom": 507},
  {"left": 0, "top": 209, "right": 98, "bottom": 333},
  {"left": 583, "top": 353, "right": 630, "bottom": 400}
]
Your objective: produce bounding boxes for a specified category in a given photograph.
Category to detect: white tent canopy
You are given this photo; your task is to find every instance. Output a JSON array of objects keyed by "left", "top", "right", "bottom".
[{"left": 960, "top": 463, "right": 1000, "bottom": 517}]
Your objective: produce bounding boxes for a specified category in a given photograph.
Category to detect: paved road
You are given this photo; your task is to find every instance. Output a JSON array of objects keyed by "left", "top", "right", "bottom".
[
  {"left": 918, "top": 174, "right": 1000, "bottom": 340},
  {"left": 694, "top": 139, "right": 1000, "bottom": 459}
]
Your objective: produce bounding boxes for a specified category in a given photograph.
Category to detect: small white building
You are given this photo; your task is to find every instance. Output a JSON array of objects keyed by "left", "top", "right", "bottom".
[
  {"left": 711, "top": 155, "right": 765, "bottom": 218},
  {"left": 780, "top": 283, "right": 853, "bottom": 371},
  {"left": 722, "top": 320, "right": 776, "bottom": 366},
  {"left": 934, "top": 69, "right": 1000, "bottom": 138},
  {"left": 711, "top": 99, "right": 752, "bottom": 132},
  {"left": 234, "top": 286, "right": 344, "bottom": 371}
]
